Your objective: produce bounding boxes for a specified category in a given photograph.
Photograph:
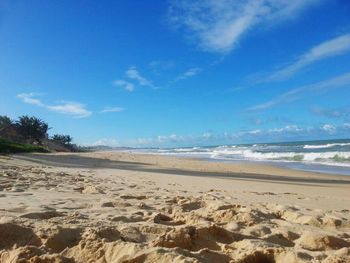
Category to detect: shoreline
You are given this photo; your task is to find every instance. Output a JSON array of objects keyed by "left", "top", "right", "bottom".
[{"left": 105, "top": 150, "right": 350, "bottom": 180}]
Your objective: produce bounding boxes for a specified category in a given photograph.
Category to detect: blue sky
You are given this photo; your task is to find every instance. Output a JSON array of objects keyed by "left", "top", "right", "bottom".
[{"left": 1, "top": 0, "right": 350, "bottom": 147}]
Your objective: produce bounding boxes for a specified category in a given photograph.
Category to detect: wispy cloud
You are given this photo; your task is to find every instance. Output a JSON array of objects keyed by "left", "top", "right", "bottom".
[
  {"left": 114, "top": 67, "right": 158, "bottom": 91},
  {"left": 247, "top": 72, "right": 350, "bottom": 111},
  {"left": 47, "top": 102, "right": 91, "bottom": 118},
  {"left": 320, "top": 124, "right": 336, "bottom": 134},
  {"left": 113, "top": 80, "right": 135, "bottom": 92},
  {"left": 267, "top": 33, "right": 350, "bottom": 81},
  {"left": 267, "top": 125, "right": 303, "bottom": 133},
  {"left": 17, "top": 93, "right": 44, "bottom": 106},
  {"left": 311, "top": 106, "right": 349, "bottom": 119},
  {"left": 168, "top": 0, "right": 319, "bottom": 53},
  {"left": 126, "top": 67, "right": 158, "bottom": 89},
  {"left": 101, "top": 106, "right": 125, "bottom": 113},
  {"left": 17, "top": 93, "right": 92, "bottom": 118},
  {"left": 174, "top": 67, "right": 201, "bottom": 81}
]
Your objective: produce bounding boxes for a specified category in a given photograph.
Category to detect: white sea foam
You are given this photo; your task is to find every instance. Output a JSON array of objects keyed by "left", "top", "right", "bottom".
[
  {"left": 136, "top": 141, "right": 350, "bottom": 169},
  {"left": 208, "top": 149, "right": 350, "bottom": 166},
  {"left": 303, "top": 143, "right": 350, "bottom": 149}
]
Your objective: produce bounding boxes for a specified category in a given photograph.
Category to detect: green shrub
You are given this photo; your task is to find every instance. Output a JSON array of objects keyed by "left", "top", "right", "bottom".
[{"left": 0, "top": 137, "right": 49, "bottom": 154}]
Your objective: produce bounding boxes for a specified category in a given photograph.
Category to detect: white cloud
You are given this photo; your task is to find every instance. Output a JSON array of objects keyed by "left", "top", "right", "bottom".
[
  {"left": 157, "top": 134, "right": 182, "bottom": 143},
  {"left": 101, "top": 107, "right": 125, "bottom": 113},
  {"left": 47, "top": 102, "right": 91, "bottom": 118},
  {"left": 268, "top": 34, "right": 350, "bottom": 81},
  {"left": 126, "top": 67, "right": 158, "bottom": 89},
  {"left": 114, "top": 67, "right": 158, "bottom": 91},
  {"left": 174, "top": 67, "right": 202, "bottom": 81},
  {"left": 247, "top": 129, "right": 261, "bottom": 134},
  {"left": 17, "top": 93, "right": 92, "bottom": 118},
  {"left": 268, "top": 125, "right": 303, "bottom": 133},
  {"left": 17, "top": 93, "right": 44, "bottom": 106},
  {"left": 113, "top": 80, "right": 135, "bottom": 92},
  {"left": 168, "top": 0, "right": 318, "bottom": 53},
  {"left": 247, "top": 71, "right": 350, "bottom": 111},
  {"left": 92, "top": 138, "right": 119, "bottom": 147},
  {"left": 321, "top": 124, "right": 336, "bottom": 134}
]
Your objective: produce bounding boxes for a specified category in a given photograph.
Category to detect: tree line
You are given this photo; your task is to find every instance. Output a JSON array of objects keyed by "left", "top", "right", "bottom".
[{"left": 0, "top": 115, "right": 77, "bottom": 151}]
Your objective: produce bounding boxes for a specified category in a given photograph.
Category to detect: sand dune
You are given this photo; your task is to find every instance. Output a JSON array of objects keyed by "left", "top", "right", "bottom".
[{"left": 0, "top": 152, "right": 349, "bottom": 262}]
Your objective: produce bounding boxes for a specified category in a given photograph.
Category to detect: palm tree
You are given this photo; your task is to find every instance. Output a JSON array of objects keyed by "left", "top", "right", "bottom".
[
  {"left": 0, "top": 115, "right": 17, "bottom": 140},
  {"left": 52, "top": 134, "right": 73, "bottom": 145},
  {"left": 16, "top": 116, "right": 49, "bottom": 144}
]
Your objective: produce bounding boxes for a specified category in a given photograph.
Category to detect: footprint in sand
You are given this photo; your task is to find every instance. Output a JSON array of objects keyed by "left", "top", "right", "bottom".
[{"left": 20, "top": 210, "right": 65, "bottom": 220}]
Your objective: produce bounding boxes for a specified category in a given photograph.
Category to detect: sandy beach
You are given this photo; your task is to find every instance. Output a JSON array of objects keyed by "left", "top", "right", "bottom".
[{"left": 0, "top": 151, "right": 349, "bottom": 262}]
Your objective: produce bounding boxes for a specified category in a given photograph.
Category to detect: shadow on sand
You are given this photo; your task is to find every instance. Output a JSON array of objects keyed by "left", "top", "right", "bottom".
[{"left": 14, "top": 153, "right": 350, "bottom": 187}]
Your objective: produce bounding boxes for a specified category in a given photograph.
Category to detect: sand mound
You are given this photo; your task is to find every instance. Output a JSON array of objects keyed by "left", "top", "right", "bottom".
[
  {"left": 153, "top": 213, "right": 185, "bottom": 226},
  {"left": 45, "top": 227, "right": 82, "bottom": 253},
  {"left": 323, "top": 247, "right": 350, "bottom": 263},
  {"left": 0, "top": 246, "right": 74, "bottom": 263},
  {"left": 119, "top": 226, "right": 147, "bottom": 243},
  {"left": 120, "top": 247, "right": 199, "bottom": 263},
  {"left": 237, "top": 251, "right": 276, "bottom": 263},
  {"left": 322, "top": 215, "right": 344, "bottom": 228},
  {"left": 63, "top": 239, "right": 147, "bottom": 263},
  {"left": 297, "top": 232, "right": 350, "bottom": 251},
  {"left": 0, "top": 223, "right": 41, "bottom": 249},
  {"left": 153, "top": 224, "right": 242, "bottom": 251},
  {"left": 83, "top": 227, "right": 121, "bottom": 242},
  {"left": 180, "top": 201, "right": 204, "bottom": 212}
]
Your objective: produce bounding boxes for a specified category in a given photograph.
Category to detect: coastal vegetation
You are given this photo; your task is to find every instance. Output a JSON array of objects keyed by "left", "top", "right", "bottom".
[
  {"left": 0, "top": 115, "right": 77, "bottom": 153},
  {"left": 0, "top": 138, "right": 48, "bottom": 154}
]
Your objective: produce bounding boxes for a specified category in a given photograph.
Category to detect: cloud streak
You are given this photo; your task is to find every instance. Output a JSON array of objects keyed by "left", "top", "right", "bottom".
[
  {"left": 268, "top": 33, "right": 350, "bottom": 81},
  {"left": 247, "top": 72, "right": 350, "bottom": 111},
  {"left": 17, "top": 93, "right": 44, "bottom": 107},
  {"left": 17, "top": 93, "right": 92, "bottom": 118},
  {"left": 174, "top": 67, "right": 202, "bottom": 81},
  {"left": 168, "top": 0, "right": 319, "bottom": 53},
  {"left": 113, "top": 80, "right": 135, "bottom": 92},
  {"left": 126, "top": 67, "right": 158, "bottom": 89},
  {"left": 101, "top": 107, "right": 125, "bottom": 113},
  {"left": 114, "top": 67, "right": 158, "bottom": 91},
  {"left": 311, "top": 106, "right": 349, "bottom": 119}
]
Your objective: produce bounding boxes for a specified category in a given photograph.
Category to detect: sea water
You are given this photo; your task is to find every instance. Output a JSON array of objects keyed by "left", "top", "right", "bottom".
[{"left": 135, "top": 139, "right": 350, "bottom": 175}]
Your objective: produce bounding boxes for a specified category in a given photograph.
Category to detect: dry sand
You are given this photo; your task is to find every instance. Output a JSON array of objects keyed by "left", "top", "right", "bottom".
[{"left": 0, "top": 151, "right": 349, "bottom": 263}]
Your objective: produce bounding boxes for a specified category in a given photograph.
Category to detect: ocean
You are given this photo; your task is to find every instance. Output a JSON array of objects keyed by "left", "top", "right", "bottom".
[{"left": 134, "top": 139, "right": 350, "bottom": 175}]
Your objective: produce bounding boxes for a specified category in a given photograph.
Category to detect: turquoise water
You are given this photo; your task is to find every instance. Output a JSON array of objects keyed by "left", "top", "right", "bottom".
[{"left": 137, "top": 139, "right": 350, "bottom": 175}]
